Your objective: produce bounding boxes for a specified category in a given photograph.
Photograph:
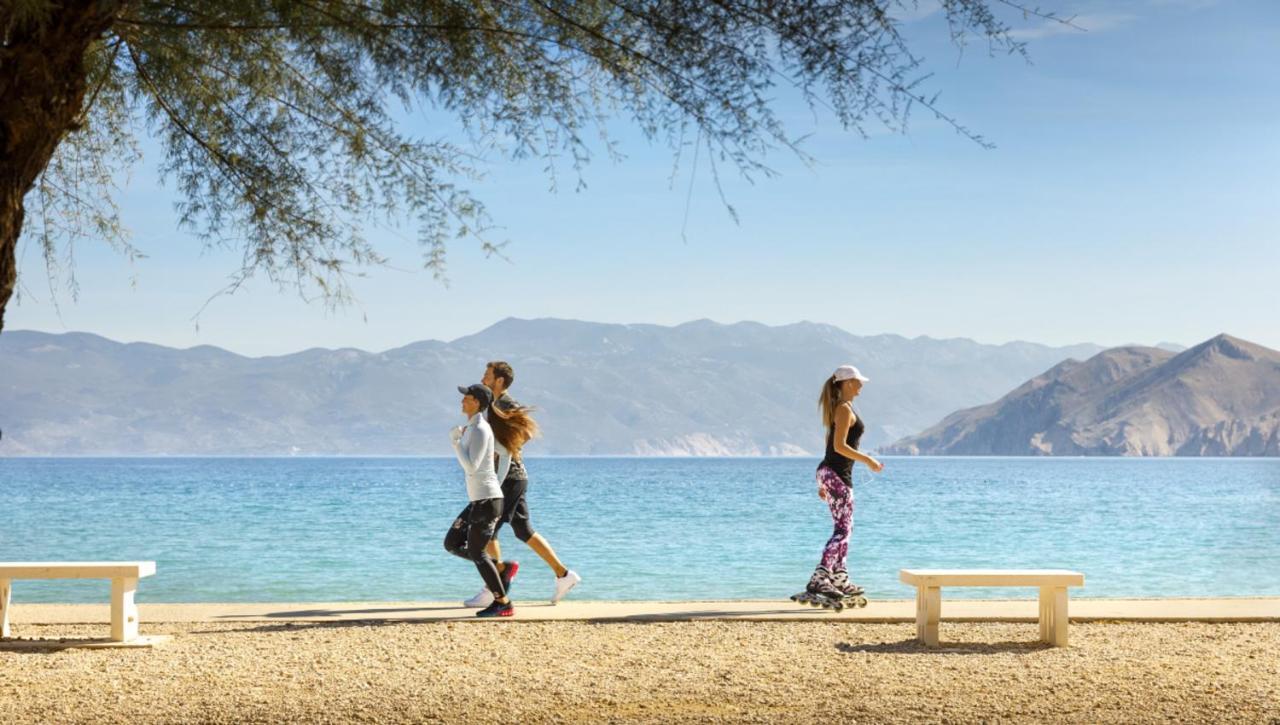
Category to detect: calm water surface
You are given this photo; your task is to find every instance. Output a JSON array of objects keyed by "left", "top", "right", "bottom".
[{"left": 1, "top": 457, "right": 1276, "bottom": 602}]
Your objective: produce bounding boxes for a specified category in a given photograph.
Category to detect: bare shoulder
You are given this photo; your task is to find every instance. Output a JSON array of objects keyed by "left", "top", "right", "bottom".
[{"left": 835, "top": 402, "right": 855, "bottom": 423}]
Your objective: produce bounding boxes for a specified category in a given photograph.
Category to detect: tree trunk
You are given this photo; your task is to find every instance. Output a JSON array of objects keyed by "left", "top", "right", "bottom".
[{"left": 0, "top": 1, "right": 123, "bottom": 333}]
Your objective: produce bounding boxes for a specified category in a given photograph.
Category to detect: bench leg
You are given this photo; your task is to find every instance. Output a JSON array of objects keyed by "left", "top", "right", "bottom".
[
  {"left": 1039, "top": 586, "right": 1053, "bottom": 643},
  {"left": 916, "top": 589, "right": 926, "bottom": 645},
  {"left": 1, "top": 578, "right": 10, "bottom": 639},
  {"left": 111, "top": 577, "right": 139, "bottom": 642},
  {"left": 916, "top": 586, "right": 941, "bottom": 647},
  {"left": 1051, "top": 586, "right": 1069, "bottom": 647}
]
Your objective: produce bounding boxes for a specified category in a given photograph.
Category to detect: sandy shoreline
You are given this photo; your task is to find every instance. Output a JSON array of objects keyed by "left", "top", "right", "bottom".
[{"left": 3, "top": 614, "right": 1279, "bottom": 723}]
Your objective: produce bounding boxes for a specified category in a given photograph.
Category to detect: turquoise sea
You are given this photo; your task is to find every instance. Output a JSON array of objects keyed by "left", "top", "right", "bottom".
[{"left": 1, "top": 457, "right": 1277, "bottom": 603}]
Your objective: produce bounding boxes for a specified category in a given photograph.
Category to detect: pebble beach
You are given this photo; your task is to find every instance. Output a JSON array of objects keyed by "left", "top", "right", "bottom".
[{"left": 3, "top": 620, "right": 1277, "bottom": 723}]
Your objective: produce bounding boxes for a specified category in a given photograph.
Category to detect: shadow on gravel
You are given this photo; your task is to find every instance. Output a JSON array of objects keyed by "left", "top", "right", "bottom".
[
  {"left": 836, "top": 640, "right": 1054, "bottom": 655},
  {"left": 0, "top": 640, "right": 82, "bottom": 654},
  {"left": 0, "top": 635, "right": 169, "bottom": 654},
  {"left": 190, "top": 619, "right": 445, "bottom": 635},
  {"left": 599, "top": 609, "right": 805, "bottom": 621},
  {"left": 190, "top": 611, "right": 838, "bottom": 636},
  {"left": 214, "top": 605, "right": 461, "bottom": 619}
]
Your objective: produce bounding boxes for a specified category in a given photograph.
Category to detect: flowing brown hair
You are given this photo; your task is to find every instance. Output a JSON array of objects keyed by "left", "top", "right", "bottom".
[
  {"left": 490, "top": 403, "right": 540, "bottom": 455},
  {"left": 818, "top": 375, "right": 842, "bottom": 430}
]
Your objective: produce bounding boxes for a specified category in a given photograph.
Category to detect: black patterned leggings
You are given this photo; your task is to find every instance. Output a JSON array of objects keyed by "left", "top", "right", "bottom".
[
  {"left": 816, "top": 465, "right": 854, "bottom": 572},
  {"left": 443, "top": 497, "right": 506, "bottom": 597}
]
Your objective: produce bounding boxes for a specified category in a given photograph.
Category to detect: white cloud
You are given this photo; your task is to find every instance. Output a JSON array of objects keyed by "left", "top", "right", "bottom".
[
  {"left": 1143, "top": 0, "right": 1222, "bottom": 8},
  {"left": 1007, "top": 13, "right": 1137, "bottom": 40},
  {"left": 891, "top": 0, "right": 945, "bottom": 23}
]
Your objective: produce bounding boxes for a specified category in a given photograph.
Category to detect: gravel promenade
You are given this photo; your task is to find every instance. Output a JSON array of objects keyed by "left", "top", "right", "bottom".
[{"left": 2, "top": 620, "right": 1277, "bottom": 723}]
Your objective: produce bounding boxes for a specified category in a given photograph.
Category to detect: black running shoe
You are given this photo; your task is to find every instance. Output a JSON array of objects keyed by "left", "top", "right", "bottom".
[{"left": 476, "top": 600, "right": 514, "bottom": 618}]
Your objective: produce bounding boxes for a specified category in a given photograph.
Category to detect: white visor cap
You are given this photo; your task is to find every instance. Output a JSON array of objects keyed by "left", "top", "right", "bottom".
[{"left": 832, "top": 365, "right": 870, "bottom": 384}]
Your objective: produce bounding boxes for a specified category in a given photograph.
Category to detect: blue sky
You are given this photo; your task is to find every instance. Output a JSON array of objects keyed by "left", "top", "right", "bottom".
[{"left": 9, "top": 0, "right": 1278, "bottom": 355}]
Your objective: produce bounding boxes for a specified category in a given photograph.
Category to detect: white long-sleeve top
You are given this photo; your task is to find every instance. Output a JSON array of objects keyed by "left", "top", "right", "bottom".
[
  {"left": 494, "top": 441, "right": 513, "bottom": 483},
  {"left": 450, "top": 412, "right": 502, "bottom": 501}
]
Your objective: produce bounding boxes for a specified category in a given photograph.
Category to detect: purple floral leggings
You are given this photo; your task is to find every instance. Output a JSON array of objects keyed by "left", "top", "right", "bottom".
[{"left": 816, "top": 465, "right": 854, "bottom": 571}]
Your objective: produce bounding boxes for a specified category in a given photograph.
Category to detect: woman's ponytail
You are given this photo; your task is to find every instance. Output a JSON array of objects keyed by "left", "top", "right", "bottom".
[{"left": 817, "top": 375, "right": 839, "bottom": 429}]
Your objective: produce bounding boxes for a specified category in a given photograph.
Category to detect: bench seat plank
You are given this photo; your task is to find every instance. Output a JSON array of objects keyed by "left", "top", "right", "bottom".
[
  {"left": 900, "top": 569, "right": 1084, "bottom": 587},
  {"left": 0, "top": 562, "right": 156, "bottom": 580}
]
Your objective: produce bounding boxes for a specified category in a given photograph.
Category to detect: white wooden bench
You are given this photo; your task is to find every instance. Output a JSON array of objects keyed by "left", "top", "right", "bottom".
[
  {"left": 0, "top": 562, "right": 157, "bottom": 643},
  {"left": 900, "top": 569, "right": 1085, "bottom": 647}
]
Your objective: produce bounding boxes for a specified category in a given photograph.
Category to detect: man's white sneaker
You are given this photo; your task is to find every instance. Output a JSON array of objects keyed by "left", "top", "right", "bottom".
[
  {"left": 464, "top": 587, "right": 494, "bottom": 608},
  {"left": 550, "top": 570, "right": 581, "bottom": 604}
]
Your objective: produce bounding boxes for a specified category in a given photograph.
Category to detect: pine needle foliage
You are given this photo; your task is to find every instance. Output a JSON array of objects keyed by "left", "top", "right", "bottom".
[{"left": 0, "top": 0, "right": 1057, "bottom": 326}]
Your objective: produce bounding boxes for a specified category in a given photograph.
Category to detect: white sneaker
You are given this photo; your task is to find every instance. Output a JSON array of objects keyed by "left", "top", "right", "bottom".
[
  {"left": 464, "top": 587, "right": 494, "bottom": 608},
  {"left": 550, "top": 570, "right": 581, "bottom": 604}
]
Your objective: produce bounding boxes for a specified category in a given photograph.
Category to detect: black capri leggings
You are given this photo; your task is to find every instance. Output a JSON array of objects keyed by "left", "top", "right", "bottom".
[
  {"left": 496, "top": 477, "right": 536, "bottom": 543},
  {"left": 443, "top": 498, "right": 505, "bottom": 597}
]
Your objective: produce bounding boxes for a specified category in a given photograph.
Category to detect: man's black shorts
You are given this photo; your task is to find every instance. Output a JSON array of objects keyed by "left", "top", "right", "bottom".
[{"left": 496, "top": 476, "right": 533, "bottom": 537}]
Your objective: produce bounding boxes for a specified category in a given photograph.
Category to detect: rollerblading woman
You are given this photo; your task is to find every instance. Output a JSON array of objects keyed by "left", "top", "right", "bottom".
[{"left": 790, "top": 365, "right": 883, "bottom": 611}]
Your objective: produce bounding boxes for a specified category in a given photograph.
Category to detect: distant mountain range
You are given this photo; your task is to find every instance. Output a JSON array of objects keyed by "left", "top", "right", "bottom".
[
  {"left": 0, "top": 318, "right": 1111, "bottom": 456},
  {"left": 885, "top": 334, "right": 1280, "bottom": 456}
]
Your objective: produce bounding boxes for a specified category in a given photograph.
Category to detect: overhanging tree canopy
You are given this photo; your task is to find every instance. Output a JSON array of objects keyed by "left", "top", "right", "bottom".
[{"left": 0, "top": 0, "right": 1050, "bottom": 332}]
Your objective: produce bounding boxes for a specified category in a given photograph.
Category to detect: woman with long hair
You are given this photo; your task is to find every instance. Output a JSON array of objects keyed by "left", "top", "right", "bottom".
[{"left": 792, "top": 365, "right": 884, "bottom": 610}]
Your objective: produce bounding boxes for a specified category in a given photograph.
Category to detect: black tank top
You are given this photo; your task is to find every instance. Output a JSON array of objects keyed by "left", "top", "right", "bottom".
[{"left": 820, "top": 404, "right": 865, "bottom": 484}]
